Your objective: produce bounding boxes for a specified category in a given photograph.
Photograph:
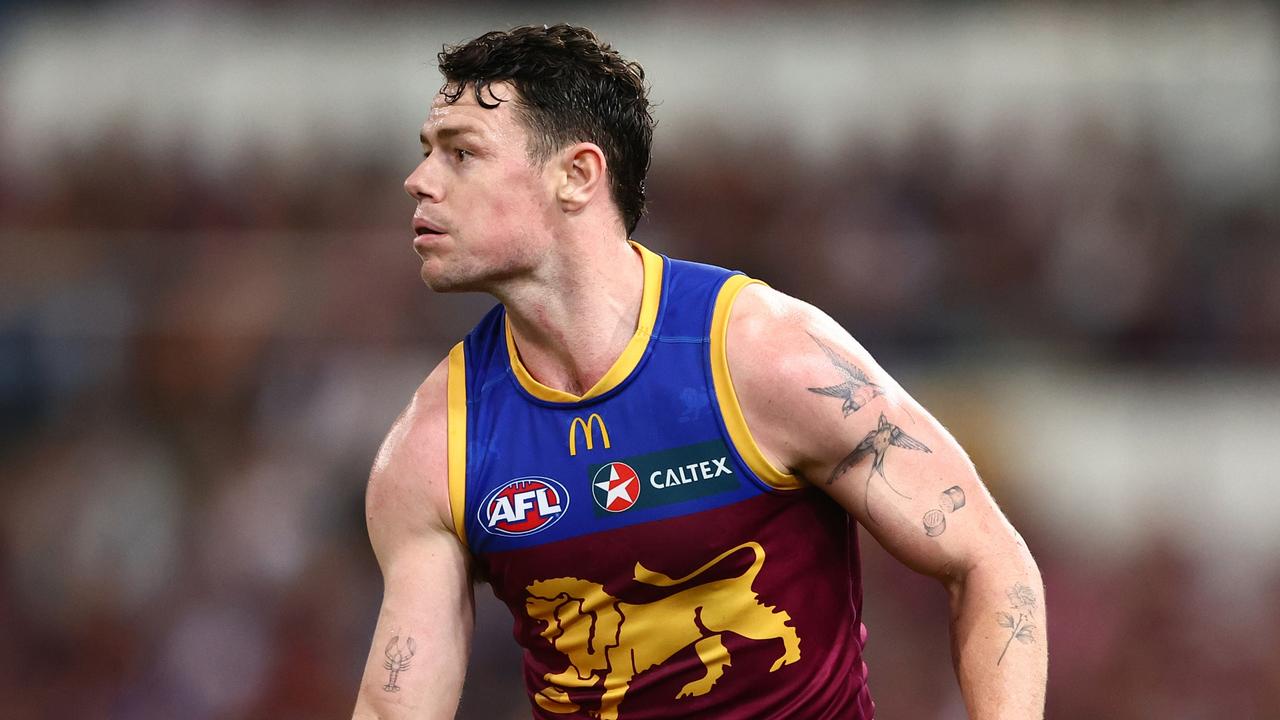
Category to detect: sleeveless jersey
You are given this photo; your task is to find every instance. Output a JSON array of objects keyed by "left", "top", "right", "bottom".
[{"left": 446, "top": 243, "right": 875, "bottom": 719}]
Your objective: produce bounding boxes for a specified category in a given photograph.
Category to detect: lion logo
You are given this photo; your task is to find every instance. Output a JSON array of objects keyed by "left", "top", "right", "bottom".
[{"left": 524, "top": 541, "right": 801, "bottom": 719}]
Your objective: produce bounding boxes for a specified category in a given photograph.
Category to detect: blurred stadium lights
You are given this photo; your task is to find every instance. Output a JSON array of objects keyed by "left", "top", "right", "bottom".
[{"left": 2, "top": 4, "right": 1276, "bottom": 197}]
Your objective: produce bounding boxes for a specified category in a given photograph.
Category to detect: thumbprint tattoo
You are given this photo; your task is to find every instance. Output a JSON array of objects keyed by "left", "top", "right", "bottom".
[
  {"left": 923, "top": 509, "right": 946, "bottom": 537},
  {"left": 382, "top": 635, "right": 417, "bottom": 692},
  {"left": 940, "top": 486, "right": 966, "bottom": 512},
  {"left": 922, "top": 485, "right": 967, "bottom": 537},
  {"left": 996, "top": 583, "right": 1037, "bottom": 665},
  {"left": 806, "top": 334, "right": 884, "bottom": 416},
  {"left": 828, "top": 412, "right": 932, "bottom": 523}
]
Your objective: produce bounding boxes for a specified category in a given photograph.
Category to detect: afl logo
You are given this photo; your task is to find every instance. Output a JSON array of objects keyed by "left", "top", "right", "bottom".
[
  {"left": 480, "top": 477, "right": 570, "bottom": 537},
  {"left": 592, "top": 462, "right": 641, "bottom": 513}
]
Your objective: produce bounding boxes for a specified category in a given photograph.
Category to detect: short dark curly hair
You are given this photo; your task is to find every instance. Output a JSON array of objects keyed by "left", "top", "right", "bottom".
[{"left": 437, "top": 24, "right": 654, "bottom": 235}]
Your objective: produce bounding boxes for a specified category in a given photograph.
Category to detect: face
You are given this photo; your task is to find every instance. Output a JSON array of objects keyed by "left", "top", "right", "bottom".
[{"left": 405, "top": 82, "right": 559, "bottom": 292}]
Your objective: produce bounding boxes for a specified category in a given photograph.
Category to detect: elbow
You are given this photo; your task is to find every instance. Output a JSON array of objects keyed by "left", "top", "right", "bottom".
[{"left": 943, "top": 534, "right": 1042, "bottom": 597}]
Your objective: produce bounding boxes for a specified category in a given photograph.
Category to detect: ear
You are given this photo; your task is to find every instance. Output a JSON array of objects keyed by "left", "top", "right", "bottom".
[{"left": 555, "top": 142, "right": 608, "bottom": 214}]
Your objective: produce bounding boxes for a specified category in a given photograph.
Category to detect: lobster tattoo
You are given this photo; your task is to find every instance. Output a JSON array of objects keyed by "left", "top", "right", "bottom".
[{"left": 382, "top": 635, "right": 417, "bottom": 692}]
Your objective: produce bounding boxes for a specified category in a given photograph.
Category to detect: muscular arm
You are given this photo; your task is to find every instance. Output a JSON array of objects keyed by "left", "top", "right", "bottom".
[
  {"left": 352, "top": 358, "right": 474, "bottom": 720},
  {"left": 726, "top": 284, "right": 1046, "bottom": 719}
]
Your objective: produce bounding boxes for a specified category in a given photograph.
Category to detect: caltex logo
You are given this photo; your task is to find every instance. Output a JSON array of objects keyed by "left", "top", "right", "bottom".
[
  {"left": 479, "top": 477, "right": 570, "bottom": 536},
  {"left": 592, "top": 462, "right": 641, "bottom": 512}
]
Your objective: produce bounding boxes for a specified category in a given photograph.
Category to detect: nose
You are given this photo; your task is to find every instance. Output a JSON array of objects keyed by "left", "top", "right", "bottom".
[{"left": 404, "top": 156, "right": 442, "bottom": 202}]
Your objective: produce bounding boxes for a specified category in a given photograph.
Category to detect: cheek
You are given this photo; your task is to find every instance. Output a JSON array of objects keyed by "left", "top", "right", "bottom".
[{"left": 486, "top": 167, "right": 555, "bottom": 224}]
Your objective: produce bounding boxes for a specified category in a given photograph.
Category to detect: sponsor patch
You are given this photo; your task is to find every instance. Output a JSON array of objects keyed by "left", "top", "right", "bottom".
[
  {"left": 588, "top": 440, "right": 740, "bottom": 516},
  {"left": 479, "top": 476, "right": 570, "bottom": 536},
  {"left": 591, "top": 462, "right": 641, "bottom": 512}
]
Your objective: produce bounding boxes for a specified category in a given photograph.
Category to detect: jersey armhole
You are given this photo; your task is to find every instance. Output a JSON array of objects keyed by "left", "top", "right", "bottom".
[
  {"left": 709, "top": 276, "right": 805, "bottom": 491},
  {"left": 446, "top": 342, "right": 469, "bottom": 546}
]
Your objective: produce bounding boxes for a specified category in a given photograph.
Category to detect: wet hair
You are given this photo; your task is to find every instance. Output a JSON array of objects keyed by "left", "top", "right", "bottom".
[{"left": 437, "top": 24, "right": 654, "bottom": 235}]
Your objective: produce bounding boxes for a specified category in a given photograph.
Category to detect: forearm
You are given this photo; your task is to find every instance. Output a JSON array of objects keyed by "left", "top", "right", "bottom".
[
  {"left": 350, "top": 547, "right": 474, "bottom": 720},
  {"left": 946, "top": 546, "right": 1046, "bottom": 720},
  {"left": 352, "top": 687, "right": 461, "bottom": 720},
  {"left": 350, "top": 601, "right": 470, "bottom": 720}
]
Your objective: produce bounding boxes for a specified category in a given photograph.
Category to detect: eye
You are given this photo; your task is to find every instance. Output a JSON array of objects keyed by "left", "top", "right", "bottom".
[{"left": 455, "top": 148, "right": 471, "bottom": 162}]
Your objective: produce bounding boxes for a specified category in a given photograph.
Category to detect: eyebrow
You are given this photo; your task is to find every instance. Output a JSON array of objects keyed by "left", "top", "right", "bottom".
[{"left": 420, "top": 125, "right": 481, "bottom": 147}]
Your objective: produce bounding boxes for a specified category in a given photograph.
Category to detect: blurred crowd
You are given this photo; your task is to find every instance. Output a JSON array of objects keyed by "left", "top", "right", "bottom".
[
  {"left": 5, "top": 113, "right": 1278, "bottom": 363},
  {"left": 1, "top": 104, "right": 1278, "bottom": 718}
]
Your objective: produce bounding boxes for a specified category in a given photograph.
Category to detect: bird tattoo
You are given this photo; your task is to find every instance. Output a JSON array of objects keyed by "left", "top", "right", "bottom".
[
  {"left": 807, "top": 334, "right": 884, "bottom": 416},
  {"left": 827, "top": 412, "right": 932, "bottom": 523}
]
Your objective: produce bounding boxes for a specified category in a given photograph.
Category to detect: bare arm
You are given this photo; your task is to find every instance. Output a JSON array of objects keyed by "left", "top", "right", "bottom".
[
  {"left": 726, "top": 284, "right": 1046, "bottom": 719},
  {"left": 352, "top": 358, "right": 474, "bottom": 720}
]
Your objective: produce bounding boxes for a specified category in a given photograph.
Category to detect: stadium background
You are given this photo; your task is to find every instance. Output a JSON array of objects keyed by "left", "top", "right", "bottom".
[{"left": 1, "top": 1, "right": 1278, "bottom": 717}]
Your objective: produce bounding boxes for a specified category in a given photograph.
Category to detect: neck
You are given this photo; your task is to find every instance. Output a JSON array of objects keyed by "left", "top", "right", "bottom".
[{"left": 498, "top": 233, "right": 645, "bottom": 397}]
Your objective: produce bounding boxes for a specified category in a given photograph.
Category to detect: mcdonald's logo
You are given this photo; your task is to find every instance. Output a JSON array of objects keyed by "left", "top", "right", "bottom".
[{"left": 568, "top": 413, "right": 611, "bottom": 457}]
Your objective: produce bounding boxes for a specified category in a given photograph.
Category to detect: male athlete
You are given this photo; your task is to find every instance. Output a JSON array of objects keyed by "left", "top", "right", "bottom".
[{"left": 352, "top": 24, "right": 1045, "bottom": 719}]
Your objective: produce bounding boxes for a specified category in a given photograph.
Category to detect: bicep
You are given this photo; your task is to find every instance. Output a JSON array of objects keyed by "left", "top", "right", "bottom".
[
  {"left": 727, "top": 285, "right": 1021, "bottom": 581},
  {"left": 812, "top": 394, "right": 1018, "bottom": 581}
]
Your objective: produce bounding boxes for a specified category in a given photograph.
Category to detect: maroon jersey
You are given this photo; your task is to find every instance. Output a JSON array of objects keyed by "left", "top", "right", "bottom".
[{"left": 447, "top": 245, "right": 875, "bottom": 718}]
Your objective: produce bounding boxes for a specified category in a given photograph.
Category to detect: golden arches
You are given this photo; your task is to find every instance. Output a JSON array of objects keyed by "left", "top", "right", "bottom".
[{"left": 568, "top": 413, "right": 612, "bottom": 456}]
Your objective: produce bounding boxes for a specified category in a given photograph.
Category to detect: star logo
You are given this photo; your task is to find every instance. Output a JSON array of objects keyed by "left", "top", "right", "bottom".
[{"left": 591, "top": 462, "right": 641, "bottom": 513}]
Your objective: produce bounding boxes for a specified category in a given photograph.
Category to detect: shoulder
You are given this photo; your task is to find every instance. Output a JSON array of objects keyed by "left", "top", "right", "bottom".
[
  {"left": 723, "top": 282, "right": 882, "bottom": 398},
  {"left": 365, "top": 351, "right": 458, "bottom": 561},
  {"left": 722, "top": 283, "right": 907, "bottom": 478}
]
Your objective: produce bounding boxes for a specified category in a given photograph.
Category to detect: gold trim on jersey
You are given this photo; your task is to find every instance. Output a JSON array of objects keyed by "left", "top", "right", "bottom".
[
  {"left": 568, "top": 413, "right": 611, "bottom": 456},
  {"left": 505, "top": 241, "right": 663, "bottom": 403},
  {"left": 446, "top": 342, "right": 468, "bottom": 545},
  {"left": 709, "top": 276, "right": 804, "bottom": 491}
]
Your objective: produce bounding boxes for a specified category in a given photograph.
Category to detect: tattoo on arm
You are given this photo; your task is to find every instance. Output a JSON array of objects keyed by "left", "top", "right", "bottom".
[
  {"left": 922, "top": 485, "right": 967, "bottom": 536},
  {"left": 923, "top": 509, "right": 946, "bottom": 536},
  {"left": 806, "top": 335, "right": 936, "bottom": 523},
  {"left": 827, "top": 412, "right": 932, "bottom": 523},
  {"left": 806, "top": 333, "right": 884, "bottom": 417},
  {"left": 996, "top": 584, "right": 1037, "bottom": 665},
  {"left": 382, "top": 635, "right": 417, "bottom": 692},
  {"left": 940, "top": 485, "right": 965, "bottom": 512}
]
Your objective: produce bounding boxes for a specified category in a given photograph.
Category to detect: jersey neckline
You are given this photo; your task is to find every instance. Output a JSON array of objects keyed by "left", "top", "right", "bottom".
[{"left": 503, "top": 241, "right": 664, "bottom": 404}]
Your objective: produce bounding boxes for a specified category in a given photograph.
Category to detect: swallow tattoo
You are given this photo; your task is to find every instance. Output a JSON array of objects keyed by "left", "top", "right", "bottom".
[
  {"left": 807, "top": 334, "right": 884, "bottom": 417},
  {"left": 827, "top": 412, "right": 932, "bottom": 522}
]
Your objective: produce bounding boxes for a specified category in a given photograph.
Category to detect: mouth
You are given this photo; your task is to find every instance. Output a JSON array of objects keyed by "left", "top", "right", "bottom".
[
  {"left": 412, "top": 216, "right": 448, "bottom": 239},
  {"left": 412, "top": 223, "right": 448, "bottom": 258}
]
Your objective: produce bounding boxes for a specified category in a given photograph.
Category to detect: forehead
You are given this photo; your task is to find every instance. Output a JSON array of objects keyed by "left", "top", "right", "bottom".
[{"left": 421, "top": 81, "right": 523, "bottom": 141}]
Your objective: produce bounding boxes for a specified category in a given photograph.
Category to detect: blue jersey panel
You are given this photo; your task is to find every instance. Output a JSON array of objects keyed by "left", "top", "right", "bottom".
[{"left": 460, "top": 253, "right": 773, "bottom": 556}]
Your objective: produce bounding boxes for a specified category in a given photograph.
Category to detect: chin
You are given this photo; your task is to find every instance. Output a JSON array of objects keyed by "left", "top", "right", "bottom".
[
  {"left": 419, "top": 268, "right": 459, "bottom": 293},
  {"left": 419, "top": 263, "right": 482, "bottom": 294}
]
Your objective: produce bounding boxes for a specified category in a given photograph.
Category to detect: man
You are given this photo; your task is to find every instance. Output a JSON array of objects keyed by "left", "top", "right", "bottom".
[{"left": 352, "top": 24, "right": 1045, "bottom": 720}]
